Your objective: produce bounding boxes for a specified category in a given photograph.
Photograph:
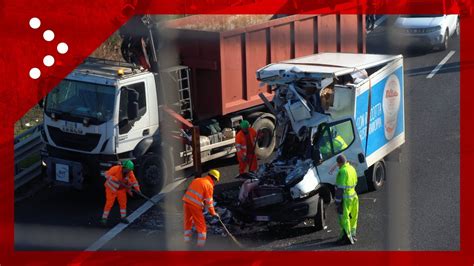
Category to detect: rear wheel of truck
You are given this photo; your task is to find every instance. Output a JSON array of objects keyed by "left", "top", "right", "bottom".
[
  {"left": 367, "top": 160, "right": 386, "bottom": 191},
  {"left": 252, "top": 117, "right": 276, "bottom": 160},
  {"left": 137, "top": 151, "right": 173, "bottom": 196},
  {"left": 314, "top": 197, "right": 327, "bottom": 231}
]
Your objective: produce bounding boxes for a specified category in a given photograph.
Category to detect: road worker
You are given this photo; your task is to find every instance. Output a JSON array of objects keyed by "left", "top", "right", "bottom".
[
  {"left": 335, "top": 154, "right": 359, "bottom": 245},
  {"left": 182, "top": 169, "right": 220, "bottom": 248},
  {"left": 235, "top": 120, "right": 258, "bottom": 174},
  {"left": 319, "top": 129, "right": 348, "bottom": 161},
  {"left": 100, "top": 160, "right": 140, "bottom": 225}
]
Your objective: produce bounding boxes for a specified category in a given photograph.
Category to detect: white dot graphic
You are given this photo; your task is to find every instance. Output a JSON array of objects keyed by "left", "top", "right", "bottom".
[
  {"left": 43, "top": 30, "right": 55, "bottom": 41},
  {"left": 29, "top": 68, "right": 41, "bottom": 79},
  {"left": 43, "top": 55, "right": 55, "bottom": 67},
  {"left": 57, "top": 42, "right": 68, "bottom": 54},
  {"left": 29, "top": 17, "right": 41, "bottom": 29}
]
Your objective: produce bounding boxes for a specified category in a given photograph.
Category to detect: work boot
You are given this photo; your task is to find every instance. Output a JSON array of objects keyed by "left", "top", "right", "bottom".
[
  {"left": 99, "top": 218, "right": 107, "bottom": 226},
  {"left": 352, "top": 234, "right": 358, "bottom": 243},
  {"left": 351, "top": 230, "right": 357, "bottom": 242},
  {"left": 336, "top": 234, "right": 351, "bottom": 245},
  {"left": 348, "top": 235, "right": 355, "bottom": 245},
  {"left": 120, "top": 218, "right": 130, "bottom": 224}
]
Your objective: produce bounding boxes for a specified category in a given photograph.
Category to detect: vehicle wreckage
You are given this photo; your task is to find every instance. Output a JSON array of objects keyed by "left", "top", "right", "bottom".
[{"left": 225, "top": 53, "right": 406, "bottom": 230}]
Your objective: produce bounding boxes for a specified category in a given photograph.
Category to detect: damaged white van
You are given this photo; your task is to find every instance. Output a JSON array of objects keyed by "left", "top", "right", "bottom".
[{"left": 232, "top": 53, "right": 405, "bottom": 230}]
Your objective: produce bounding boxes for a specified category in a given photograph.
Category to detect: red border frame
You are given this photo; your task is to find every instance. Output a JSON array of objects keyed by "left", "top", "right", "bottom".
[{"left": 1, "top": 0, "right": 473, "bottom": 265}]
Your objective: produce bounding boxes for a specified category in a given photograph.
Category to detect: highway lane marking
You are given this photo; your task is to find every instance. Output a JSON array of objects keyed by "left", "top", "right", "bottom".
[
  {"left": 366, "top": 15, "right": 387, "bottom": 33},
  {"left": 426, "top": 50, "right": 456, "bottom": 79},
  {"left": 84, "top": 178, "right": 186, "bottom": 252},
  {"left": 373, "top": 16, "right": 387, "bottom": 30}
]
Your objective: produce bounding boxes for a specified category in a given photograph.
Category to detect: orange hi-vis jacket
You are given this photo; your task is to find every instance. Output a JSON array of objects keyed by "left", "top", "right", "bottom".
[
  {"left": 104, "top": 165, "right": 140, "bottom": 193},
  {"left": 182, "top": 175, "right": 216, "bottom": 216},
  {"left": 235, "top": 127, "right": 257, "bottom": 161}
]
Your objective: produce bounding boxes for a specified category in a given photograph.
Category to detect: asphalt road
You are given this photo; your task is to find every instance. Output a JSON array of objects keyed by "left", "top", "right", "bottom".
[{"left": 15, "top": 16, "right": 460, "bottom": 252}]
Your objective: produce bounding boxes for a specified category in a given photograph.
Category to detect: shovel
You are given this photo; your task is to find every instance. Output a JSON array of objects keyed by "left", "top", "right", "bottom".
[
  {"left": 132, "top": 188, "right": 160, "bottom": 206},
  {"left": 216, "top": 215, "right": 244, "bottom": 249}
]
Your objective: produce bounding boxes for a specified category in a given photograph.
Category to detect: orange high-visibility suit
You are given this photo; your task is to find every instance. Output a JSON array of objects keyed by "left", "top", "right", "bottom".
[
  {"left": 182, "top": 175, "right": 216, "bottom": 247},
  {"left": 102, "top": 165, "right": 140, "bottom": 220},
  {"left": 235, "top": 127, "right": 258, "bottom": 174}
]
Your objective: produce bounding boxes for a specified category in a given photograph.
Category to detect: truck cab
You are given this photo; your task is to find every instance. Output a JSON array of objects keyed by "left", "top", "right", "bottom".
[
  {"left": 41, "top": 57, "right": 275, "bottom": 194},
  {"left": 41, "top": 59, "right": 163, "bottom": 189}
]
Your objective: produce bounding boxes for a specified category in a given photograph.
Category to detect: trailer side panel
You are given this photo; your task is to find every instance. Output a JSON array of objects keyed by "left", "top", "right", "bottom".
[{"left": 166, "top": 14, "right": 365, "bottom": 120}]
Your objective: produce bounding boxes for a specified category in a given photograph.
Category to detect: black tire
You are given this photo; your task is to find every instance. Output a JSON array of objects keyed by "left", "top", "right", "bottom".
[
  {"left": 136, "top": 150, "right": 173, "bottom": 196},
  {"left": 367, "top": 160, "right": 386, "bottom": 191},
  {"left": 440, "top": 30, "right": 448, "bottom": 51},
  {"left": 314, "top": 196, "right": 327, "bottom": 231},
  {"left": 252, "top": 117, "right": 276, "bottom": 160}
]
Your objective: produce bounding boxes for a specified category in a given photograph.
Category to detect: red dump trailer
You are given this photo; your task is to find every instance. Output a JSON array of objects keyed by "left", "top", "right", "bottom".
[{"left": 163, "top": 14, "right": 366, "bottom": 120}]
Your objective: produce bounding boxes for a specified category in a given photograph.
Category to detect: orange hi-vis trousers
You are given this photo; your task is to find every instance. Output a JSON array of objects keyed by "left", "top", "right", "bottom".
[
  {"left": 238, "top": 154, "right": 258, "bottom": 174},
  {"left": 102, "top": 187, "right": 127, "bottom": 219},
  {"left": 183, "top": 202, "right": 207, "bottom": 247}
]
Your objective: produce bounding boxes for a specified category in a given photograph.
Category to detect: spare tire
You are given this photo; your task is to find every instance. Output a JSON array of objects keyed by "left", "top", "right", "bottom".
[{"left": 252, "top": 117, "right": 276, "bottom": 160}]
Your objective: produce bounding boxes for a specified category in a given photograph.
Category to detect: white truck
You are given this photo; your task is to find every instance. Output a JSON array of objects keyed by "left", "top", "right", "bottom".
[
  {"left": 232, "top": 53, "right": 405, "bottom": 230},
  {"left": 39, "top": 58, "right": 276, "bottom": 193}
]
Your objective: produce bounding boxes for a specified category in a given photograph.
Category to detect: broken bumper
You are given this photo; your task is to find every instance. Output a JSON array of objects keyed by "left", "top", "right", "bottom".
[{"left": 236, "top": 192, "right": 320, "bottom": 223}]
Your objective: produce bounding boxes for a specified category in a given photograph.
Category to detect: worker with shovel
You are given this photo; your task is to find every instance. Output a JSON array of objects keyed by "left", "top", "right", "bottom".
[
  {"left": 182, "top": 169, "right": 220, "bottom": 248},
  {"left": 235, "top": 120, "right": 258, "bottom": 175},
  {"left": 100, "top": 160, "right": 140, "bottom": 225}
]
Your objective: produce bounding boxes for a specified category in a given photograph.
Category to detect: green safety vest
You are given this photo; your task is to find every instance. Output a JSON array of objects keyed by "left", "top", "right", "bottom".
[
  {"left": 320, "top": 135, "right": 348, "bottom": 158},
  {"left": 336, "top": 162, "right": 358, "bottom": 197},
  {"left": 334, "top": 135, "right": 348, "bottom": 153}
]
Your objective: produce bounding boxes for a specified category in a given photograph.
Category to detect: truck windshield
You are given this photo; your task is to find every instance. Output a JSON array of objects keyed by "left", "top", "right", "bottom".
[{"left": 45, "top": 80, "right": 116, "bottom": 124}]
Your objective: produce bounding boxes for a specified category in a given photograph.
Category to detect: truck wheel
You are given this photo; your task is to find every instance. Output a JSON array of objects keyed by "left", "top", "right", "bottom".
[
  {"left": 137, "top": 151, "right": 173, "bottom": 196},
  {"left": 252, "top": 117, "right": 276, "bottom": 160},
  {"left": 314, "top": 197, "right": 327, "bottom": 231},
  {"left": 367, "top": 160, "right": 385, "bottom": 191}
]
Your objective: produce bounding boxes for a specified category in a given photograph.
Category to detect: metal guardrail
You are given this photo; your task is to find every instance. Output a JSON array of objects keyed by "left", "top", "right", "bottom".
[{"left": 14, "top": 124, "right": 44, "bottom": 190}]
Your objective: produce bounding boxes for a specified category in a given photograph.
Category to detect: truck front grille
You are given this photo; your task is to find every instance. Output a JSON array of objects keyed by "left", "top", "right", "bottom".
[{"left": 47, "top": 126, "right": 101, "bottom": 152}]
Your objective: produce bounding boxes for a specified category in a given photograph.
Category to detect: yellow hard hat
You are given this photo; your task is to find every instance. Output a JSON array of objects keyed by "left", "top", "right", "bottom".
[{"left": 208, "top": 169, "right": 220, "bottom": 182}]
